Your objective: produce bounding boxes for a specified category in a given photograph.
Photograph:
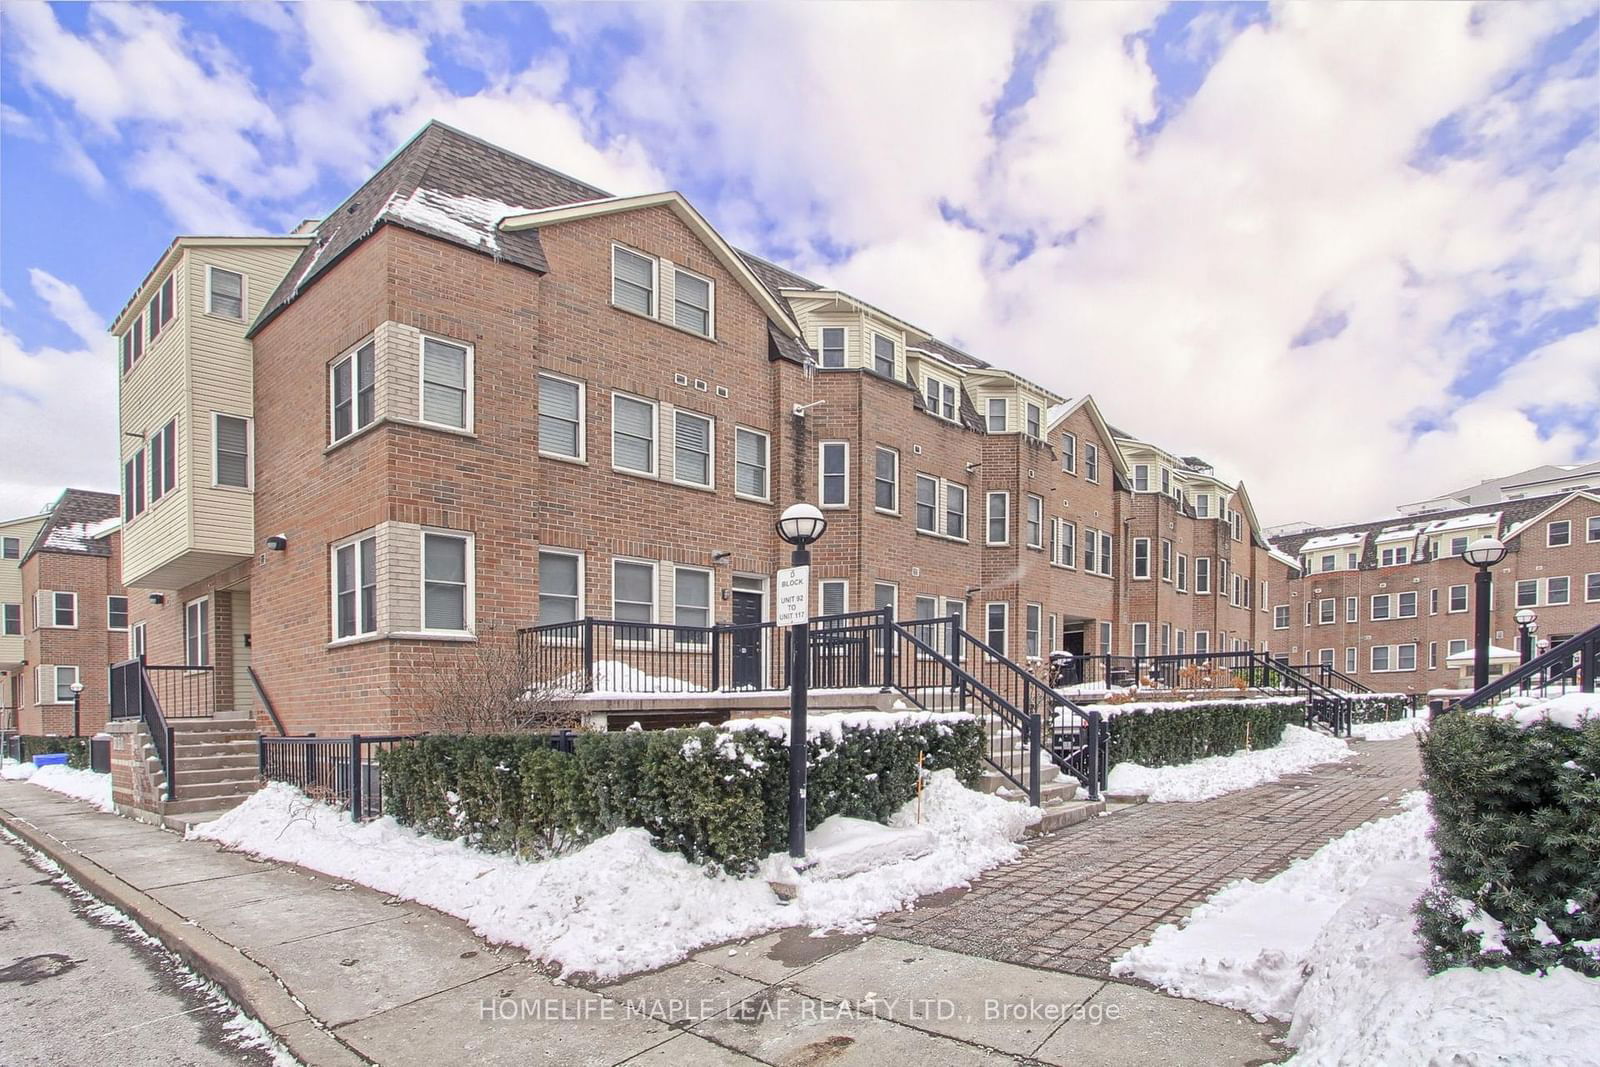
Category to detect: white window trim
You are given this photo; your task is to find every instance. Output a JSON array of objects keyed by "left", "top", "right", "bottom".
[
  {"left": 1446, "top": 584, "right": 1469, "bottom": 613},
  {"left": 1515, "top": 580, "right": 1540, "bottom": 608},
  {"left": 537, "top": 371, "right": 588, "bottom": 464},
  {"left": 986, "top": 397, "right": 1007, "bottom": 434},
  {"left": 44, "top": 591, "right": 78, "bottom": 630},
  {"left": 1370, "top": 594, "right": 1391, "bottom": 621},
  {"left": 1346, "top": 596, "right": 1358, "bottom": 623},
  {"left": 1025, "top": 494, "right": 1044, "bottom": 549},
  {"left": 210, "top": 411, "right": 254, "bottom": 490},
  {"left": 818, "top": 441, "right": 850, "bottom": 509},
  {"left": 868, "top": 332, "right": 897, "bottom": 377},
  {"left": 672, "top": 564, "right": 715, "bottom": 640},
  {"left": 1132, "top": 538, "right": 1151, "bottom": 580},
  {"left": 328, "top": 337, "right": 377, "bottom": 446},
  {"left": 1131, "top": 621, "right": 1150, "bottom": 659},
  {"left": 1024, "top": 401, "right": 1043, "bottom": 440},
  {"left": 1160, "top": 539, "right": 1173, "bottom": 583},
  {"left": 1546, "top": 575, "right": 1571, "bottom": 605},
  {"left": 106, "top": 596, "right": 129, "bottom": 632},
  {"left": 671, "top": 409, "right": 716, "bottom": 490},
  {"left": 1025, "top": 603, "right": 1043, "bottom": 659},
  {"left": 818, "top": 326, "right": 848, "bottom": 369},
  {"left": 1398, "top": 592, "right": 1418, "bottom": 619},
  {"left": 184, "top": 595, "right": 210, "bottom": 667},
  {"left": 129, "top": 622, "right": 147, "bottom": 659},
  {"left": 419, "top": 529, "right": 475, "bottom": 637},
  {"left": 416, "top": 334, "right": 475, "bottom": 434},
  {"left": 1397, "top": 643, "right": 1418, "bottom": 672},
  {"left": 1084, "top": 443, "right": 1099, "bottom": 484},
  {"left": 818, "top": 579, "right": 850, "bottom": 618},
  {"left": 986, "top": 491, "right": 1010, "bottom": 546},
  {"left": 204, "top": 264, "right": 247, "bottom": 320},
  {"left": 1588, "top": 517, "right": 1600, "bottom": 543},
  {"left": 611, "top": 557, "right": 659, "bottom": 646},
  {"left": 330, "top": 532, "right": 380, "bottom": 643},
  {"left": 1195, "top": 557, "right": 1211, "bottom": 594},
  {"left": 611, "top": 392, "right": 659, "bottom": 477},
  {"left": 1273, "top": 605, "right": 1289, "bottom": 630},
  {"left": 1547, "top": 520, "right": 1571, "bottom": 547},
  {"left": 733, "top": 425, "right": 771, "bottom": 503},
  {"left": 1587, "top": 572, "right": 1600, "bottom": 603},
  {"left": 984, "top": 601, "right": 1009, "bottom": 658},
  {"left": 914, "top": 474, "right": 939, "bottom": 534},
  {"left": 44, "top": 664, "right": 80, "bottom": 705},
  {"left": 873, "top": 446, "right": 899, "bottom": 515},
  {"left": 1319, "top": 597, "right": 1336, "bottom": 625},
  {"left": 537, "top": 548, "right": 586, "bottom": 630},
  {"left": 923, "top": 375, "right": 960, "bottom": 423},
  {"left": 611, "top": 242, "right": 659, "bottom": 319},
  {"left": 671, "top": 264, "right": 716, "bottom": 339},
  {"left": 1061, "top": 432, "right": 1077, "bottom": 474},
  {"left": 942, "top": 480, "right": 969, "bottom": 542}
]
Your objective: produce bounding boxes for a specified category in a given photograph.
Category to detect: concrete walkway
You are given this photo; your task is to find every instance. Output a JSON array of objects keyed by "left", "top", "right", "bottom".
[{"left": 0, "top": 779, "right": 1285, "bottom": 1066}]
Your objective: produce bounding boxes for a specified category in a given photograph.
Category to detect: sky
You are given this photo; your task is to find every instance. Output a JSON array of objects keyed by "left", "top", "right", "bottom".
[{"left": 1, "top": 1, "right": 1597, "bottom": 528}]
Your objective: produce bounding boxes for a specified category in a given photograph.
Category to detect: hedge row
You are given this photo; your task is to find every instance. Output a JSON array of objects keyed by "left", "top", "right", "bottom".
[
  {"left": 1098, "top": 699, "right": 1302, "bottom": 768},
  {"left": 1415, "top": 710, "right": 1599, "bottom": 977},
  {"left": 378, "top": 715, "right": 983, "bottom": 874},
  {"left": 10, "top": 736, "right": 90, "bottom": 770},
  {"left": 1349, "top": 694, "right": 1412, "bottom": 723}
]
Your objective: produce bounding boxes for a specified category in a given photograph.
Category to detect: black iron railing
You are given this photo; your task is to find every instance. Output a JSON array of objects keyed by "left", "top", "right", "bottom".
[
  {"left": 143, "top": 664, "right": 215, "bottom": 718},
  {"left": 109, "top": 658, "right": 176, "bottom": 801},
  {"left": 1285, "top": 662, "right": 1374, "bottom": 694},
  {"left": 259, "top": 733, "right": 438, "bottom": 820},
  {"left": 1458, "top": 622, "right": 1599, "bottom": 711}
]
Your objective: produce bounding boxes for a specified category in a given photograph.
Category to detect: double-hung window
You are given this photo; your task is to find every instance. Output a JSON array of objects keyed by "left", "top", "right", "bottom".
[
  {"left": 1060, "top": 433, "right": 1077, "bottom": 473},
  {"left": 331, "top": 341, "right": 376, "bottom": 443},
  {"left": 874, "top": 447, "right": 898, "bottom": 512},
  {"left": 925, "top": 377, "right": 957, "bottom": 421},
  {"left": 41, "top": 592, "right": 77, "bottom": 628},
  {"left": 1133, "top": 538, "right": 1151, "bottom": 579},
  {"left": 871, "top": 334, "right": 895, "bottom": 376},
  {"left": 1, "top": 604, "right": 19, "bottom": 637},
  {"left": 612, "top": 246, "right": 655, "bottom": 316},
  {"left": 538, "top": 550, "right": 582, "bottom": 627},
  {"left": 673, "top": 566, "right": 712, "bottom": 645},
  {"left": 107, "top": 596, "right": 129, "bottom": 631},
  {"left": 735, "top": 427, "right": 770, "bottom": 500},
  {"left": 538, "top": 374, "right": 584, "bottom": 459},
  {"left": 422, "top": 532, "right": 471, "bottom": 633},
  {"left": 819, "top": 327, "right": 846, "bottom": 368},
  {"left": 1346, "top": 596, "right": 1357, "bottom": 623},
  {"left": 915, "top": 475, "right": 938, "bottom": 532},
  {"left": 986, "top": 398, "right": 1006, "bottom": 433},
  {"left": 0, "top": 536, "right": 16, "bottom": 560},
  {"left": 1177, "top": 554, "right": 1188, "bottom": 592},
  {"left": 673, "top": 268, "right": 712, "bottom": 336},
  {"left": 612, "top": 394, "right": 657, "bottom": 474},
  {"left": 420, "top": 336, "right": 471, "bottom": 430},
  {"left": 1371, "top": 594, "right": 1391, "bottom": 621},
  {"left": 333, "top": 535, "right": 378, "bottom": 640},
  {"left": 985, "top": 602, "right": 1008, "bottom": 655},
  {"left": 1397, "top": 644, "right": 1418, "bottom": 671},
  {"left": 206, "top": 266, "right": 244, "bottom": 318},
  {"left": 613, "top": 560, "right": 657, "bottom": 642},
  {"left": 1195, "top": 557, "right": 1211, "bottom": 594},
  {"left": 819, "top": 442, "right": 848, "bottom": 507},
  {"left": 1025, "top": 402, "right": 1042, "bottom": 439},
  {"left": 673, "top": 411, "right": 713, "bottom": 488},
  {"left": 1025, "top": 604, "right": 1042, "bottom": 659},
  {"left": 1515, "top": 580, "right": 1538, "bottom": 608},
  {"left": 1025, "top": 495, "right": 1043, "bottom": 549},
  {"left": 1319, "top": 598, "right": 1336, "bottom": 624},
  {"left": 213, "top": 414, "right": 251, "bottom": 488},
  {"left": 1586, "top": 572, "right": 1600, "bottom": 602},
  {"left": 986, "top": 492, "right": 1009, "bottom": 545},
  {"left": 1194, "top": 494, "right": 1210, "bottom": 518},
  {"left": 1131, "top": 622, "right": 1149, "bottom": 658},
  {"left": 124, "top": 450, "right": 145, "bottom": 522},
  {"left": 1589, "top": 516, "right": 1600, "bottom": 543},
  {"left": 1273, "top": 605, "right": 1289, "bottom": 629},
  {"left": 185, "top": 597, "right": 210, "bottom": 666},
  {"left": 819, "top": 580, "right": 849, "bottom": 617},
  {"left": 1398, "top": 591, "right": 1418, "bottom": 618},
  {"left": 1084, "top": 443, "right": 1098, "bottom": 483},
  {"left": 149, "top": 418, "right": 176, "bottom": 501},
  {"left": 1547, "top": 576, "right": 1570, "bottom": 605},
  {"left": 1134, "top": 465, "right": 1150, "bottom": 492},
  {"left": 1371, "top": 645, "right": 1391, "bottom": 672},
  {"left": 1057, "top": 520, "right": 1076, "bottom": 567},
  {"left": 945, "top": 483, "right": 968, "bottom": 540},
  {"left": 1160, "top": 539, "right": 1173, "bottom": 582},
  {"left": 1548, "top": 520, "right": 1571, "bottom": 548}
]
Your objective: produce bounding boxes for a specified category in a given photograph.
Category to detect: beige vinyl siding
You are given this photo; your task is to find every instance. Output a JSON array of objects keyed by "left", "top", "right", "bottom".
[
  {"left": 972, "top": 387, "right": 1012, "bottom": 432},
  {"left": 796, "top": 305, "right": 864, "bottom": 368},
  {"left": 0, "top": 516, "right": 45, "bottom": 667}
]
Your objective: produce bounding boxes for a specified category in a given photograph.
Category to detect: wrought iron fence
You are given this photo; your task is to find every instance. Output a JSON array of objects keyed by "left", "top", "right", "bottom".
[{"left": 259, "top": 733, "right": 433, "bottom": 820}]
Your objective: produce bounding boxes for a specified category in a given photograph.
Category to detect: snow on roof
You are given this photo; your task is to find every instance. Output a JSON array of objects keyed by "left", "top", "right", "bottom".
[
  {"left": 1422, "top": 512, "right": 1501, "bottom": 535},
  {"left": 1445, "top": 645, "right": 1519, "bottom": 664},
  {"left": 1268, "top": 547, "right": 1302, "bottom": 570},
  {"left": 1374, "top": 524, "right": 1424, "bottom": 543},
  {"left": 381, "top": 188, "right": 544, "bottom": 254},
  {"left": 42, "top": 517, "right": 120, "bottom": 552},
  {"left": 1300, "top": 531, "right": 1367, "bottom": 552}
]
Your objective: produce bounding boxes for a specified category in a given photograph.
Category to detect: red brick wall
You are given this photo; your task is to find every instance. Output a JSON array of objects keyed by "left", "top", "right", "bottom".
[{"left": 17, "top": 533, "right": 127, "bottom": 735}]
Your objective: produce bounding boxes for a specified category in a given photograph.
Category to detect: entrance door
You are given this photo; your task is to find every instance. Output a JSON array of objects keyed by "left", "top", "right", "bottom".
[{"left": 731, "top": 590, "right": 764, "bottom": 689}]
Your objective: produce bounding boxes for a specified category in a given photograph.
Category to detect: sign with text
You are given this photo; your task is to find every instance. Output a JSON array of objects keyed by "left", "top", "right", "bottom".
[{"left": 775, "top": 566, "right": 810, "bottom": 627}]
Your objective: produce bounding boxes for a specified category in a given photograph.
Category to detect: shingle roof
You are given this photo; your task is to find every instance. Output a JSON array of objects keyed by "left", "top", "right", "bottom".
[{"left": 24, "top": 489, "right": 121, "bottom": 562}]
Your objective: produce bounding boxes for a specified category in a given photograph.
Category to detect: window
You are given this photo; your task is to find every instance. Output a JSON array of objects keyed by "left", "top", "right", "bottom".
[
  {"left": 924, "top": 377, "right": 958, "bottom": 421},
  {"left": 1448, "top": 638, "right": 1468, "bottom": 659},
  {"left": 985, "top": 602, "right": 1008, "bottom": 655},
  {"left": 734, "top": 427, "right": 769, "bottom": 500},
  {"left": 422, "top": 532, "right": 471, "bottom": 633},
  {"left": 819, "top": 327, "right": 846, "bottom": 368},
  {"left": 1398, "top": 591, "right": 1418, "bottom": 618},
  {"left": 1131, "top": 622, "right": 1149, "bottom": 658},
  {"left": 1056, "top": 520, "right": 1076, "bottom": 568},
  {"left": 1319, "top": 648, "right": 1334, "bottom": 668},
  {"left": 107, "top": 596, "right": 129, "bottom": 631},
  {"left": 1194, "top": 494, "right": 1210, "bottom": 519},
  {"left": 1025, "top": 402, "right": 1042, "bottom": 439},
  {"left": 1084, "top": 443, "right": 1099, "bottom": 483},
  {"left": 1025, "top": 604, "right": 1042, "bottom": 659},
  {"left": 1082, "top": 526, "right": 1098, "bottom": 572},
  {"left": 213, "top": 414, "right": 251, "bottom": 488},
  {"left": 673, "top": 410, "right": 713, "bottom": 488},
  {"left": 1345, "top": 647, "right": 1357, "bottom": 673},
  {"left": 538, "top": 374, "right": 584, "bottom": 460},
  {"left": 1589, "top": 516, "right": 1600, "bottom": 543},
  {"left": 1195, "top": 557, "right": 1211, "bottom": 594},
  {"left": 986, "top": 397, "right": 1007, "bottom": 433},
  {"left": 1232, "top": 574, "right": 1244, "bottom": 606},
  {"left": 2, "top": 603, "right": 20, "bottom": 636},
  {"left": 986, "top": 492, "right": 1009, "bottom": 545},
  {"left": 613, "top": 560, "right": 657, "bottom": 641},
  {"left": 870, "top": 334, "right": 894, "bottom": 376},
  {"left": 130, "top": 622, "right": 146, "bottom": 660},
  {"left": 185, "top": 597, "right": 210, "bottom": 666},
  {"left": 1515, "top": 580, "right": 1539, "bottom": 608},
  {"left": 1160, "top": 539, "right": 1173, "bottom": 582},
  {"left": 1133, "top": 538, "right": 1151, "bottom": 579},
  {"left": 673, "top": 567, "right": 713, "bottom": 643},
  {"left": 1194, "top": 630, "right": 1209, "bottom": 653},
  {"left": 47, "top": 665, "right": 80, "bottom": 705},
  {"left": 612, "top": 246, "right": 655, "bottom": 316},
  {"left": 913, "top": 595, "right": 940, "bottom": 643},
  {"left": 1397, "top": 644, "right": 1418, "bottom": 671},
  {"left": 1449, "top": 535, "right": 1469, "bottom": 557},
  {"left": 1547, "top": 576, "right": 1570, "bottom": 605},
  {"left": 333, "top": 535, "right": 378, "bottom": 639},
  {"left": 1274, "top": 605, "right": 1289, "bottom": 629},
  {"left": 1099, "top": 621, "right": 1113, "bottom": 654},
  {"left": 873, "top": 582, "right": 898, "bottom": 620},
  {"left": 1319, "top": 598, "right": 1336, "bottom": 624},
  {"left": 1380, "top": 545, "right": 1409, "bottom": 567},
  {"left": 819, "top": 442, "right": 848, "bottom": 507},
  {"left": 874, "top": 448, "right": 898, "bottom": 512},
  {"left": 39, "top": 591, "right": 77, "bottom": 628},
  {"left": 1024, "top": 496, "right": 1043, "bottom": 548},
  {"left": 915, "top": 475, "right": 938, "bottom": 532},
  {"left": 538, "top": 550, "right": 582, "bottom": 626},
  {"left": 1320, "top": 554, "right": 1335, "bottom": 572},
  {"left": 148, "top": 419, "right": 176, "bottom": 501},
  {"left": 1429, "top": 588, "right": 1439, "bottom": 615},
  {"left": 1346, "top": 596, "right": 1357, "bottom": 623},
  {"left": 945, "top": 483, "right": 967, "bottom": 540},
  {"left": 1429, "top": 642, "right": 1438, "bottom": 670},
  {"left": 419, "top": 336, "right": 472, "bottom": 430},
  {"left": 330, "top": 341, "right": 376, "bottom": 443},
  {"left": 206, "top": 266, "right": 244, "bottom": 318},
  {"left": 1346, "top": 551, "right": 1358, "bottom": 570},
  {"left": 147, "top": 273, "right": 174, "bottom": 341},
  {"left": 673, "top": 267, "right": 713, "bottom": 336},
  {"left": 1305, "top": 601, "right": 1313, "bottom": 627},
  {"left": 1, "top": 536, "right": 16, "bottom": 559},
  {"left": 1547, "top": 520, "right": 1571, "bottom": 548},
  {"left": 1260, "top": 581, "right": 1268, "bottom": 611},
  {"left": 612, "top": 394, "right": 657, "bottom": 474},
  {"left": 819, "top": 580, "right": 849, "bottom": 617},
  {"left": 123, "top": 449, "right": 145, "bottom": 521},
  {"left": 1371, "top": 645, "right": 1391, "bottom": 672},
  {"left": 1134, "top": 464, "right": 1150, "bottom": 492},
  {"left": 1061, "top": 433, "right": 1077, "bottom": 474},
  {"left": 1588, "top": 573, "right": 1600, "bottom": 603},
  {"left": 1371, "top": 594, "right": 1391, "bottom": 621}
]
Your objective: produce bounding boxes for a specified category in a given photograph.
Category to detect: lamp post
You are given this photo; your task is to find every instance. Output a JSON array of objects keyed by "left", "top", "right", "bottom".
[
  {"left": 1514, "top": 608, "right": 1538, "bottom": 667},
  {"left": 1463, "top": 536, "right": 1508, "bottom": 691},
  {"left": 776, "top": 502, "right": 828, "bottom": 861},
  {"left": 69, "top": 681, "right": 84, "bottom": 738}
]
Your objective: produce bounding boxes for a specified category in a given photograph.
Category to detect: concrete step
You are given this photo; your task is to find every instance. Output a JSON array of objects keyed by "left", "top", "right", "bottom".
[
  {"left": 169, "top": 778, "right": 261, "bottom": 802},
  {"left": 173, "top": 740, "right": 258, "bottom": 758},
  {"left": 173, "top": 753, "right": 258, "bottom": 772},
  {"left": 1030, "top": 798, "right": 1107, "bottom": 834},
  {"left": 171, "top": 766, "right": 259, "bottom": 787},
  {"left": 161, "top": 808, "right": 240, "bottom": 832}
]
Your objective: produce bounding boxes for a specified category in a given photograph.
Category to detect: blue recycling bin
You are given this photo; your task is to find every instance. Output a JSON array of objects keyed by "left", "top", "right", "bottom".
[{"left": 31, "top": 752, "right": 69, "bottom": 768}]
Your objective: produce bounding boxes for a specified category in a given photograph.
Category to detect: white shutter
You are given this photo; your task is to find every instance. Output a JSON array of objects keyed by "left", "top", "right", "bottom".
[{"left": 33, "top": 591, "right": 51, "bottom": 630}]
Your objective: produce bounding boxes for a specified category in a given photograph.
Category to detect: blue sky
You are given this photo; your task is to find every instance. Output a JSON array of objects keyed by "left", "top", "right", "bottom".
[{"left": 2, "top": 1, "right": 1596, "bottom": 524}]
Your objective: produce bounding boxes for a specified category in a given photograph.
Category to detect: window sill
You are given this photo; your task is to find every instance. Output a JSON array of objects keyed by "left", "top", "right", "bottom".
[
  {"left": 671, "top": 479, "right": 718, "bottom": 494},
  {"left": 610, "top": 301, "right": 718, "bottom": 345},
  {"left": 1049, "top": 561, "right": 1077, "bottom": 572},
  {"left": 874, "top": 508, "right": 900, "bottom": 518},
  {"left": 327, "top": 630, "right": 479, "bottom": 649},
  {"left": 540, "top": 451, "right": 588, "bottom": 467},
  {"left": 735, "top": 492, "right": 772, "bottom": 505},
  {"left": 393, "top": 417, "right": 478, "bottom": 440},
  {"left": 612, "top": 464, "right": 660, "bottom": 481},
  {"left": 325, "top": 420, "right": 384, "bottom": 456},
  {"left": 209, "top": 483, "right": 254, "bottom": 495}
]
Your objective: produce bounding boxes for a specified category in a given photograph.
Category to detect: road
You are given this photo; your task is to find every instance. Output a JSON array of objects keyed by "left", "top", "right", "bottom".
[{"left": 0, "top": 828, "right": 287, "bottom": 1066}]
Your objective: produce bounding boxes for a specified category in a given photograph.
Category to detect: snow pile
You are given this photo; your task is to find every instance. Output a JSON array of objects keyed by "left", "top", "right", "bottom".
[
  {"left": 563, "top": 660, "right": 707, "bottom": 696},
  {"left": 1072, "top": 694, "right": 1306, "bottom": 725},
  {"left": 1484, "top": 692, "right": 1598, "bottom": 730},
  {"left": 193, "top": 769, "right": 1035, "bottom": 980},
  {"left": 27, "top": 764, "right": 115, "bottom": 812},
  {"left": 1105, "top": 724, "right": 1351, "bottom": 803},
  {"left": 1352, "top": 716, "right": 1428, "bottom": 741},
  {"left": 1113, "top": 795, "right": 1600, "bottom": 1063},
  {"left": 725, "top": 708, "right": 972, "bottom": 742},
  {"left": 1, "top": 759, "right": 35, "bottom": 781}
]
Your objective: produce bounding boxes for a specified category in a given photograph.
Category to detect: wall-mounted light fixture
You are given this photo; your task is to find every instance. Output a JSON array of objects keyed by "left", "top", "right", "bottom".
[
  {"left": 148, "top": 593, "right": 165, "bottom": 605},
  {"left": 265, "top": 534, "right": 288, "bottom": 551}
]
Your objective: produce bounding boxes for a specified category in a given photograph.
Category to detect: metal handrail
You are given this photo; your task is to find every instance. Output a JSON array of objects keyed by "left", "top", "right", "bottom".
[{"left": 1458, "top": 621, "right": 1599, "bottom": 710}]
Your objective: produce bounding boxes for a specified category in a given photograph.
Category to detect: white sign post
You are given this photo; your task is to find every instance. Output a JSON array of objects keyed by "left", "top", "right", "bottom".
[{"left": 775, "top": 565, "right": 810, "bottom": 627}]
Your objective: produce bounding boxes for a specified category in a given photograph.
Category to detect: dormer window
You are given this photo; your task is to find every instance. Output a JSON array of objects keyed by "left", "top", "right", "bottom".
[
  {"left": 820, "top": 327, "right": 846, "bottom": 368},
  {"left": 871, "top": 333, "right": 895, "bottom": 377},
  {"left": 1380, "top": 545, "right": 1410, "bottom": 567},
  {"left": 1134, "top": 464, "right": 1150, "bottom": 492},
  {"left": 612, "top": 246, "right": 656, "bottom": 316},
  {"left": 986, "top": 398, "right": 1006, "bottom": 432},
  {"left": 1194, "top": 493, "right": 1209, "bottom": 518},
  {"left": 1025, "top": 402, "right": 1042, "bottom": 439},
  {"left": 1161, "top": 467, "right": 1171, "bottom": 494},
  {"left": 672, "top": 267, "right": 713, "bottom": 336},
  {"left": 925, "top": 377, "right": 958, "bottom": 422}
]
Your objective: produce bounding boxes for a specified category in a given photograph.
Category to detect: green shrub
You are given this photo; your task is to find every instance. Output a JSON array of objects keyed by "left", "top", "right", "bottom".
[
  {"left": 378, "top": 715, "right": 983, "bottom": 874},
  {"left": 1350, "top": 694, "right": 1412, "bottom": 723},
  {"left": 1415, "top": 710, "right": 1600, "bottom": 977},
  {"left": 15, "top": 736, "right": 91, "bottom": 770},
  {"left": 1099, "top": 699, "right": 1301, "bottom": 769}
]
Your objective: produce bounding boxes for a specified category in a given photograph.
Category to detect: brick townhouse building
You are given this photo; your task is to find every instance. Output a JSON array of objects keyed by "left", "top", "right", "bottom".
[
  {"left": 1269, "top": 491, "right": 1600, "bottom": 694},
  {"left": 103, "top": 121, "right": 1343, "bottom": 736},
  {"left": 0, "top": 490, "right": 128, "bottom": 735}
]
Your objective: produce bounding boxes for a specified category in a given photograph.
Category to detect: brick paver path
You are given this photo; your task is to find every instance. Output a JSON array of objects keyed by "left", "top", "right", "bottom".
[{"left": 880, "top": 737, "right": 1421, "bottom": 977}]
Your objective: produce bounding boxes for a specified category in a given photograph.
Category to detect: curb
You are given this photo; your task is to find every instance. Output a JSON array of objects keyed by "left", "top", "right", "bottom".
[{"left": 0, "top": 802, "right": 369, "bottom": 1067}]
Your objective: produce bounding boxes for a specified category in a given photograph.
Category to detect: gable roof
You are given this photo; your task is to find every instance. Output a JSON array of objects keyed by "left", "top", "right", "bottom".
[
  {"left": 1500, "top": 490, "right": 1600, "bottom": 543},
  {"left": 499, "top": 192, "right": 801, "bottom": 338},
  {"left": 23, "top": 489, "right": 121, "bottom": 563},
  {"left": 1045, "top": 395, "right": 1132, "bottom": 482}
]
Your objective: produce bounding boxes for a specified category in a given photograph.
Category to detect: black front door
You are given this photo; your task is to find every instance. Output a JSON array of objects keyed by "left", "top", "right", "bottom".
[{"left": 731, "top": 591, "right": 764, "bottom": 689}]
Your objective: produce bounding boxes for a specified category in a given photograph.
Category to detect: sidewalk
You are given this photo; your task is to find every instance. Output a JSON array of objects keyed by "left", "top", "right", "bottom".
[{"left": 0, "top": 780, "right": 1282, "bottom": 1066}]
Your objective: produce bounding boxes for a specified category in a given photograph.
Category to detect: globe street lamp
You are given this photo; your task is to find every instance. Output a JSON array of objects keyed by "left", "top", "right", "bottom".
[
  {"left": 1463, "top": 536, "right": 1508, "bottom": 691},
  {"left": 776, "top": 503, "right": 828, "bottom": 860},
  {"left": 69, "top": 681, "right": 85, "bottom": 738},
  {"left": 1515, "top": 608, "right": 1538, "bottom": 694}
]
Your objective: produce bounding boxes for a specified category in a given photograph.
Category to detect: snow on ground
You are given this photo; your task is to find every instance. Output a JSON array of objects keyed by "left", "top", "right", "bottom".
[
  {"left": 1, "top": 758, "right": 34, "bottom": 781},
  {"left": 193, "top": 769, "right": 1036, "bottom": 980},
  {"left": 1113, "top": 794, "right": 1600, "bottom": 1065},
  {"left": 1485, "top": 691, "right": 1598, "bottom": 730},
  {"left": 1351, "top": 716, "right": 1428, "bottom": 741},
  {"left": 24, "top": 764, "right": 116, "bottom": 812},
  {"left": 1103, "top": 724, "right": 1351, "bottom": 803}
]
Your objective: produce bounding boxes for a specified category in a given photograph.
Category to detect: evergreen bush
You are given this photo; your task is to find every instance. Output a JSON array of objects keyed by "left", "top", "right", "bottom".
[
  {"left": 1349, "top": 694, "right": 1413, "bottom": 723},
  {"left": 14, "top": 736, "right": 91, "bottom": 770},
  {"left": 1100, "top": 699, "right": 1300, "bottom": 768}
]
